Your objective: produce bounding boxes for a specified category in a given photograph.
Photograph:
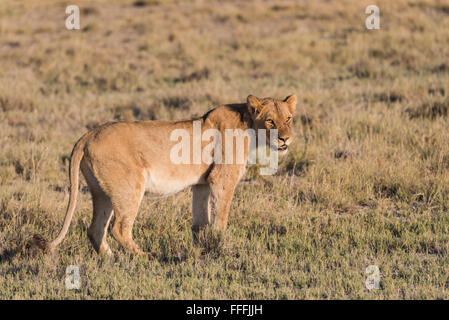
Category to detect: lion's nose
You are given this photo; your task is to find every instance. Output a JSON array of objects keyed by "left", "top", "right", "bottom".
[{"left": 278, "top": 137, "right": 290, "bottom": 145}]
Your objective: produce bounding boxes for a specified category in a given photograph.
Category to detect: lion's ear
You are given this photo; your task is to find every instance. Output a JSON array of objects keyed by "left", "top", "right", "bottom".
[
  {"left": 247, "top": 95, "right": 263, "bottom": 116},
  {"left": 284, "top": 94, "right": 297, "bottom": 114}
]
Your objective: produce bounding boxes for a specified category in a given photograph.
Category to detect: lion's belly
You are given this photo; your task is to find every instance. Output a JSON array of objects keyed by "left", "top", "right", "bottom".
[{"left": 144, "top": 169, "right": 203, "bottom": 198}]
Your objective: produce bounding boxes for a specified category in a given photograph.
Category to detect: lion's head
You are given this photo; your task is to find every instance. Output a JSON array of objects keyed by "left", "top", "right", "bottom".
[{"left": 247, "top": 94, "right": 297, "bottom": 156}]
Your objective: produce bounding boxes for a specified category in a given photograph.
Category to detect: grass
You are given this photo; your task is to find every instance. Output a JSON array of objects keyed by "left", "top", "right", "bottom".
[{"left": 1, "top": 0, "right": 449, "bottom": 299}]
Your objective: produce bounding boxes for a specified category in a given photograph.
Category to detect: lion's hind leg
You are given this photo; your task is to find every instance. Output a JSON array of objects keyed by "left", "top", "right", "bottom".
[
  {"left": 82, "top": 162, "right": 114, "bottom": 256},
  {"left": 88, "top": 191, "right": 114, "bottom": 256},
  {"left": 110, "top": 187, "right": 146, "bottom": 256}
]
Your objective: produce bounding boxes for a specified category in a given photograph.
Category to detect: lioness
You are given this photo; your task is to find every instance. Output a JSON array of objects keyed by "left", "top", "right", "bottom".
[{"left": 33, "top": 94, "right": 296, "bottom": 256}]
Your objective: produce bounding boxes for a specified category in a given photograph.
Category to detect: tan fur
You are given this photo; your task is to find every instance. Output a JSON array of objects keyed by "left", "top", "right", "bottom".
[{"left": 32, "top": 94, "right": 296, "bottom": 257}]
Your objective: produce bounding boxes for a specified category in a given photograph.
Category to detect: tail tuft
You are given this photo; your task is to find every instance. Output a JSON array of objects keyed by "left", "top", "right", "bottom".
[{"left": 28, "top": 234, "right": 53, "bottom": 253}]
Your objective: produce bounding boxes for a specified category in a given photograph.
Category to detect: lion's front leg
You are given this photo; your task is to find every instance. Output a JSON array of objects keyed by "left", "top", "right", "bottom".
[
  {"left": 207, "top": 164, "right": 244, "bottom": 230},
  {"left": 192, "top": 184, "right": 211, "bottom": 241}
]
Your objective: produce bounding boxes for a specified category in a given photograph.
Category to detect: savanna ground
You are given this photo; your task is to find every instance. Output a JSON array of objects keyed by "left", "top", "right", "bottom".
[{"left": 0, "top": 0, "right": 449, "bottom": 299}]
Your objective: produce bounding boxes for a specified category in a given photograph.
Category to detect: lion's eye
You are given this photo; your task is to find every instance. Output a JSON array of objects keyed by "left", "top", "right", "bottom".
[
  {"left": 266, "top": 119, "right": 275, "bottom": 128},
  {"left": 286, "top": 116, "right": 292, "bottom": 123}
]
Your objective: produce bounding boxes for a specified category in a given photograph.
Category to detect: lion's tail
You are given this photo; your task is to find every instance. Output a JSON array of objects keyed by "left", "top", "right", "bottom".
[{"left": 31, "top": 134, "right": 89, "bottom": 253}]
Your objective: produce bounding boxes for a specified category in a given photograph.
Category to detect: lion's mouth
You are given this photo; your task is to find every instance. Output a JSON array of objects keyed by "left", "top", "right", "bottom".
[{"left": 278, "top": 145, "right": 288, "bottom": 151}]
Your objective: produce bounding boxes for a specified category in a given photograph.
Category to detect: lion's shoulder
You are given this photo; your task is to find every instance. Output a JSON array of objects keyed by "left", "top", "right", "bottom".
[{"left": 201, "top": 104, "right": 250, "bottom": 130}]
